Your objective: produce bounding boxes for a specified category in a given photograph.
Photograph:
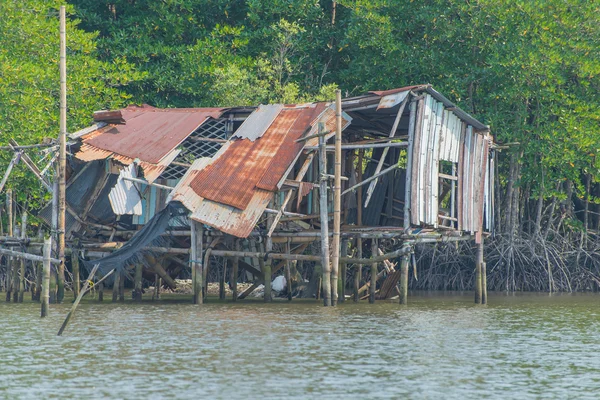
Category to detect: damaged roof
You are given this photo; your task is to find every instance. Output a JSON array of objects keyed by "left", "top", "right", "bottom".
[
  {"left": 169, "top": 102, "right": 350, "bottom": 237},
  {"left": 73, "top": 104, "right": 223, "bottom": 182}
]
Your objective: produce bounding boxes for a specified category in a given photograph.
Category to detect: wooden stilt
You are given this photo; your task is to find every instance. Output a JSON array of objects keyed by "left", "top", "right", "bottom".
[
  {"left": 18, "top": 210, "right": 27, "bottom": 303},
  {"left": 339, "top": 238, "right": 348, "bottom": 303},
  {"left": 219, "top": 258, "right": 227, "bottom": 300},
  {"left": 369, "top": 239, "right": 377, "bottom": 304},
  {"left": 475, "top": 240, "right": 483, "bottom": 304},
  {"left": 134, "top": 263, "right": 142, "bottom": 301},
  {"left": 318, "top": 124, "right": 332, "bottom": 306},
  {"left": 41, "top": 237, "right": 51, "bottom": 318},
  {"left": 480, "top": 240, "right": 487, "bottom": 304},
  {"left": 191, "top": 220, "right": 203, "bottom": 304},
  {"left": 49, "top": 268, "right": 57, "bottom": 304},
  {"left": 12, "top": 253, "right": 19, "bottom": 303},
  {"left": 399, "top": 253, "right": 409, "bottom": 305},
  {"left": 97, "top": 274, "right": 104, "bottom": 302},
  {"left": 112, "top": 271, "right": 120, "bottom": 302},
  {"left": 232, "top": 240, "right": 239, "bottom": 302},
  {"left": 285, "top": 239, "right": 293, "bottom": 301},
  {"left": 118, "top": 271, "right": 125, "bottom": 302},
  {"left": 331, "top": 90, "right": 342, "bottom": 306},
  {"left": 156, "top": 276, "right": 161, "bottom": 300},
  {"left": 354, "top": 150, "right": 363, "bottom": 302},
  {"left": 71, "top": 243, "right": 80, "bottom": 298},
  {"left": 57, "top": 5, "right": 67, "bottom": 304},
  {"left": 482, "top": 262, "right": 487, "bottom": 305},
  {"left": 6, "top": 189, "right": 12, "bottom": 302}
]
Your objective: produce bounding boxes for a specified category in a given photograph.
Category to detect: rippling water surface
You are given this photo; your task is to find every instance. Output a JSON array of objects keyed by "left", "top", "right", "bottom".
[{"left": 1, "top": 293, "right": 600, "bottom": 399}]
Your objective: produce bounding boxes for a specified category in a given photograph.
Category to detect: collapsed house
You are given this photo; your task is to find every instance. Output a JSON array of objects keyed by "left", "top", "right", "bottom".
[{"left": 33, "top": 84, "right": 494, "bottom": 305}]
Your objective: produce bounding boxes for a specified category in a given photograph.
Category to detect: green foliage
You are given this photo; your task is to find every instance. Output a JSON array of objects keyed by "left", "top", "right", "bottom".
[
  {"left": 0, "top": 0, "right": 141, "bottom": 209},
  {"left": 2, "top": 0, "right": 599, "bottom": 231}
]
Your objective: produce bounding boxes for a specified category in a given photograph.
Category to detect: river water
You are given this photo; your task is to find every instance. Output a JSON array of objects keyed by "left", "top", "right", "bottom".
[{"left": 1, "top": 292, "right": 600, "bottom": 399}]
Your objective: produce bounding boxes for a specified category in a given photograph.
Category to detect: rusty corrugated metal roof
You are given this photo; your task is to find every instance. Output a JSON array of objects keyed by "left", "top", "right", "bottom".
[
  {"left": 74, "top": 105, "right": 223, "bottom": 182},
  {"left": 168, "top": 158, "right": 273, "bottom": 238},
  {"left": 85, "top": 105, "right": 223, "bottom": 164},
  {"left": 190, "top": 104, "right": 331, "bottom": 210}
]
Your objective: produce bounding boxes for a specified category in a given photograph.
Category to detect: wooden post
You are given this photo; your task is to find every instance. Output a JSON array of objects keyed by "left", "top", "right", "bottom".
[
  {"left": 112, "top": 271, "right": 120, "bottom": 302},
  {"left": 475, "top": 240, "right": 483, "bottom": 304},
  {"left": 41, "top": 237, "right": 51, "bottom": 318},
  {"left": 339, "top": 238, "right": 348, "bottom": 303},
  {"left": 5, "top": 189, "right": 12, "bottom": 302},
  {"left": 49, "top": 267, "right": 57, "bottom": 304},
  {"left": 479, "top": 240, "right": 487, "bottom": 304},
  {"left": 57, "top": 5, "right": 67, "bottom": 303},
  {"left": 369, "top": 239, "right": 377, "bottom": 304},
  {"left": 71, "top": 242, "right": 80, "bottom": 298},
  {"left": 219, "top": 258, "right": 227, "bottom": 300},
  {"left": 354, "top": 150, "right": 363, "bottom": 302},
  {"left": 97, "top": 274, "right": 104, "bottom": 302},
  {"left": 18, "top": 210, "right": 27, "bottom": 302},
  {"left": 232, "top": 240, "right": 239, "bottom": 302},
  {"left": 285, "top": 239, "right": 293, "bottom": 301},
  {"left": 399, "top": 253, "right": 409, "bottom": 305},
  {"left": 118, "top": 271, "right": 125, "bottom": 302},
  {"left": 318, "top": 123, "right": 332, "bottom": 306},
  {"left": 58, "top": 265, "right": 114, "bottom": 336},
  {"left": 331, "top": 89, "right": 342, "bottom": 306},
  {"left": 134, "top": 263, "right": 143, "bottom": 301},
  {"left": 191, "top": 220, "right": 203, "bottom": 304}
]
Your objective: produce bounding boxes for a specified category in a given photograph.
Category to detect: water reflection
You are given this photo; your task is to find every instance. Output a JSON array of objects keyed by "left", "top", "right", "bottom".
[{"left": 1, "top": 293, "right": 600, "bottom": 399}]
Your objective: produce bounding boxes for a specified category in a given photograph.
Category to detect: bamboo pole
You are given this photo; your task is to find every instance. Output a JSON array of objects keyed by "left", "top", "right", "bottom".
[
  {"left": 191, "top": 220, "right": 203, "bottom": 304},
  {"left": 369, "top": 239, "right": 377, "bottom": 304},
  {"left": 354, "top": 149, "right": 363, "bottom": 302},
  {"left": 219, "top": 258, "right": 227, "bottom": 300},
  {"left": 71, "top": 241, "right": 80, "bottom": 297},
  {"left": 41, "top": 237, "right": 51, "bottom": 318},
  {"left": 478, "top": 240, "right": 487, "bottom": 304},
  {"left": 97, "top": 273, "right": 104, "bottom": 302},
  {"left": 209, "top": 244, "right": 411, "bottom": 264},
  {"left": 18, "top": 210, "right": 27, "bottom": 302},
  {"left": 58, "top": 265, "right": 115, "bottom": 336},
  {"left": 399, "top": 254, "right": 409, "bottom": 305},
  {"left": 285, "top": 239, "right": 293, "bottom": 301},
  {"left": 118, "top": 271, "right": 125, "bottom": 302},
  {"left": 5, "top": 189, "right": 12, "bottom": 302},
  {"left": 232, "top": 240, "right": 239, "bottom": 301},
  {"left": 340, "top": 238, "right": 348, "bottom": 303},
  {"left": 475, "top": 240, "right": 483, "bottom": 304},
  {"left": 318, "top": 123, "right": 332, "bottom": 306},
  {"left": 57, "top": 5, "right": 67, "bottom": 303},
  {"left": 331, "top": 89, "right": 342, "bottom": 306},
  {"left": 112, "top": 271, "right": 120, "bottom": 302}
]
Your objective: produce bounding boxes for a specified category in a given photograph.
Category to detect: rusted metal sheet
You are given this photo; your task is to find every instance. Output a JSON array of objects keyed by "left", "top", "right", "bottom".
[
  {"left": 189, "top": 103, "right": 346, "bottom": 211},
  {"left": 190, "top": 108, "right": 305, "bottom": 210},
  {"left": 257, "top": 103, "right": 329, "bottom": 191},
  {"left": 376, "top": 90, "right": 410, "bottom": 110},
  {"left": 93, "top": 110, "right": 125, "bottom": 124},
  {"left": 85, "top": 106, "right": 222, "bottom": 164},
  {"left": 368, "top": 85, "right": 429, "bottom": 97},
  {"left": 75, "top": 105, "right": 222, "bottom": 183},
  {"left": 168, "top": 158, "right": 274, "bottom": 238},
  {"left": 232, "top": 104, "right": 283, "bottom": 142}
]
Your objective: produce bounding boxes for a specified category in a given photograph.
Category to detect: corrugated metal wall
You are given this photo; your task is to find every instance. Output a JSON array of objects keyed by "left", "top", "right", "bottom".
[{"left": 409, "top": 94, "right": 492, "bottom": 233}]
